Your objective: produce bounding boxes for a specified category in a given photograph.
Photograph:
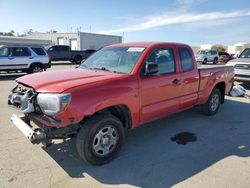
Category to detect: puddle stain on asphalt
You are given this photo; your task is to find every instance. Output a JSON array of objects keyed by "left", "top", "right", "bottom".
[{"left": 171, "top": 132, "right": 197, "bottom": 145}]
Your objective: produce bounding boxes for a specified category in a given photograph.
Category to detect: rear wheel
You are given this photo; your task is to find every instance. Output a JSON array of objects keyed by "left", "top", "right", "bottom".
[
  {"left": 28, "top": 64, "right": 43, "bottom": 74},
  {"left": 76, "top": 114, "right": 125, "bottom": 165},
  {"left": 213, "top": 57, "right": 218, "bottom": 64},
  {"left": 201, "top": 88, "right": 221, "bottom": 116}
]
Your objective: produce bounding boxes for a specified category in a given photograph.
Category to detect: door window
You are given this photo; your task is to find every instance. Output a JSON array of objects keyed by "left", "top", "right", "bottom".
[
  {"left": 9, "top": 47, "right": 31, "bottom": 57},
  {"left": 145, "top": 48, "right": 175, "bottom": 75},
  {"left": 0, "top": 47, "right": 9, "bottom": 57},
  {"left": 178, "top": 48, "right": 193, "bottom": 71}
]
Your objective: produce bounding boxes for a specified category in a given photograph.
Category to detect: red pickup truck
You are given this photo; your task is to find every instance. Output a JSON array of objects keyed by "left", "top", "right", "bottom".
[{"left": 8, "top": 42, "right": 234, "bottom": 165}]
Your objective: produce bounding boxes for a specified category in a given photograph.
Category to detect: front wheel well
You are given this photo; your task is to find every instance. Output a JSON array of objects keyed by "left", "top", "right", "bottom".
[
  {"left": 214, "top": 82, "right": 225, "bottom": 103},
  {"left": 83, "top": 105, "right": 132, "bottom": 129}
]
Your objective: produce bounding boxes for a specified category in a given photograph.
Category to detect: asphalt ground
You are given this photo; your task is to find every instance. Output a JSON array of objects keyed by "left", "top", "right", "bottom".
[{"left": 0, "top": 61, "right": 250, "bottom": 188}]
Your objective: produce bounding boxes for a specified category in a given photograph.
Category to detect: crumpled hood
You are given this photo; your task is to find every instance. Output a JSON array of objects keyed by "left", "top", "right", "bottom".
[{"left": 17, "top": 68, "right": 127, "bottom": 93}]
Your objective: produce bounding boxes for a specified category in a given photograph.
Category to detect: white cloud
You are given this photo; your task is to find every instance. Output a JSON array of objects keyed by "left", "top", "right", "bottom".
[{"left": 100, "top": 10, "right": 250, "bottom": 34}]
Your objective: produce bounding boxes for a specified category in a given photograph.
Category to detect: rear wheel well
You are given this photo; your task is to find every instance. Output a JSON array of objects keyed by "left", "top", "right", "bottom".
[
  {"left": 83, "top": 105, "right": 132, "bottom": 129},
  {"left": 214, "top": 82, "right": 225, "bottom": 103},
  {"left": 30, "top": 62, "right": 44, "bottom": 69}
]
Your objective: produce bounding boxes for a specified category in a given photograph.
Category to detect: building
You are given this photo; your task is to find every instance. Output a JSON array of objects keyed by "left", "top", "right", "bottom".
[
  {"left": 227, "top": 42, "right": 250, "bottom": 56},
  {"left": 0, "top": 35, "right": 52, "bottom": 46},
  {"left": 23, "top": 32, "right": 122, "bottom": 50}
]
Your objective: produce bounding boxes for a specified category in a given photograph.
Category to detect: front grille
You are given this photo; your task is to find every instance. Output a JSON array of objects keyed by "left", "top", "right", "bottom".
[
  {"left": 8, "top": 84, "right": 36, "bottom": 113},
  {"left": 235, "top": 64, "right": 250, "bottom": 70}
]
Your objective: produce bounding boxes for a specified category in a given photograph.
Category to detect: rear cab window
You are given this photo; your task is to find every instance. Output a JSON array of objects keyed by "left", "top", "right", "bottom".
[
  {"left": 31, "top": 47, "right": 46, "bottom": 56},
  {"left": 178, "top": 48, "right": 193, "bottom": 71}
]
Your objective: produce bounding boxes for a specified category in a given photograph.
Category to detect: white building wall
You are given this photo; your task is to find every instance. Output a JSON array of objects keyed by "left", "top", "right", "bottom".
[
  {"left": 227, "top": 42, "right": 250, "bottom": 56},
  {"left": 80, "top": 33, "right": 122, "bottom": 50},
  {"left": 24, "top": 32, "right": 80, "bottom": 49}
]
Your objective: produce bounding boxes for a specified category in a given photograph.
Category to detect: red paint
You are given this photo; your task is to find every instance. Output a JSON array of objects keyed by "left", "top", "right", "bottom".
[{"left": 17, "top": 42, "right": 234, "bottom": 128}]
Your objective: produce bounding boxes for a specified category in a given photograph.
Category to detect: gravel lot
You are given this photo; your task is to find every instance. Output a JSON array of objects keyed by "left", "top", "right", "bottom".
[{"left": 1, "top": 62, "right": 250, "bottom": 188}]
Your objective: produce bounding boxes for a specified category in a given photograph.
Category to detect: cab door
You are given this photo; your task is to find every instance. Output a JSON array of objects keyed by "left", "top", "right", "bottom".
[{"left": 139, "top": 47, "right": 181, "bottom": 124}]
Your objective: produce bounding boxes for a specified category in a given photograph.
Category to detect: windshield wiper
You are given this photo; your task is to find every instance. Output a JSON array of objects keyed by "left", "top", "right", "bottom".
[{"left": 91, "top": 67, "right": 112, "bottom": 72}]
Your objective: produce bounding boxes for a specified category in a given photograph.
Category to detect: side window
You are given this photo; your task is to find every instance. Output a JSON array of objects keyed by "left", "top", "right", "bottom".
[
  {"left": 211, "top": 50, "right": 217, "bottom": 55},
  {"left": 58, "top": 46, "right": 69, "bottom": 51},
  {"left": 21, "top": 48, "right": 31, "bottom": 56},
  {"left": 0, "top": 47, "right": 9, "bottom": 57},
  {"left": 178, "top": 48, "right": 193, "bottom": 71},
  {"left": 31, "top": 48, "right": 46, "bottom": 56},
  {"left": 9, "top": 47, "right": 31, "bottom": 57},
  {"left": 146, "top": 48, "right": 175, "bottom": 75}
]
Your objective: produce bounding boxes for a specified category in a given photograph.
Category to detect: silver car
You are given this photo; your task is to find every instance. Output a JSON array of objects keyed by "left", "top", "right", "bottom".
[
  {"left": 195, "top": 49, "right": 219, "bottom": 64},
  {"left": 227, "top": 48, "right": 250, "bottom": 84},
  {"left": 0, "top": 46, "right": 51, "bottom": 74}
]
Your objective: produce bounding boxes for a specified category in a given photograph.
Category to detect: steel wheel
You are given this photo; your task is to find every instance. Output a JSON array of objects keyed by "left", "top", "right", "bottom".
[
  {"left": 210, "top": 93, "right": 219, "bottom": 112},
  {"left": 201, "top": 88, "right": 221, "bottom": 116},
  {"left": 92, "top": 125, "right": 118, "bottom": 157},
  {"left": 76, "top": 113, "right": 124, "bottom": 165}
]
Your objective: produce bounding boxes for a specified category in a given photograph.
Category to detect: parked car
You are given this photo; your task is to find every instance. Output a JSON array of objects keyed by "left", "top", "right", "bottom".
[
  {"left": 0, "top": 45, "right": 51, "bottom": 74},
  {"left": 226, "top": 48, "right": 250, "bottom": 84},
  {"left": 195, "top": 49, "right": 219, "bottom": 64},
  {"left": 8, "top": 42, "right": 234, "bottom": 165},
  {"left": 46, "top": 45, "right": 96, "bottom": 64},
  {"left": 218, "top": 51, "right": 234, "bottom": 64}
]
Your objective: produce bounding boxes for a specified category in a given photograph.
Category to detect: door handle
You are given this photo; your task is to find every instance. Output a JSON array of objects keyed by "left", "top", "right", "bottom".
[
  {"left": 8, "top": 57, "right": 14, "bottom": 60},
  {"left": 29, "top": 56, "right": 34, "bottom": 59},
  {"left": 172, "top": 79, "right": 180, "bottom": 85}
]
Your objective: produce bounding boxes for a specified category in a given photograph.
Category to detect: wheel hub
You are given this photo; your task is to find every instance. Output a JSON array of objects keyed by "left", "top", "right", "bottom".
[{"left": 92, "top": 125, "right": 118, "bottom": 156}]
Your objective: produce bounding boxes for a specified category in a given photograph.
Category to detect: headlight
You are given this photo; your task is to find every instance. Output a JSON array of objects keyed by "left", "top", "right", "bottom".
[{"left": 36, "top": 93, "right": 72, "bottom": 116}]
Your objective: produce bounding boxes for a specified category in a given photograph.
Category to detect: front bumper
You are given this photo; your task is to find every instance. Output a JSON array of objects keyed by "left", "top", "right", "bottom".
[
  {"left": 11, "top": 114, "right": 46, "bottom": 143},
  {"left": 10, "top": 113, "right": 79, "bottom": 144}
]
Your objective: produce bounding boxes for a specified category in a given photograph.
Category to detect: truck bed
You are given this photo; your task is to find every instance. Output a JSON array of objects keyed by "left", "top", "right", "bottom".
[{"left": 197, "top": 64, "right": 234, "bottom": 103}]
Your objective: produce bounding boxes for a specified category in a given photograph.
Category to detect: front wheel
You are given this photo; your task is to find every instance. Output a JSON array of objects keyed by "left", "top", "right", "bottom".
[
  {"left": 202, "top": 58, "right": 207, "bottom": 64},
  {"left": 76, "top": 114, "right": 125, "bottom": 165},
  {"left": 201, "top": 88, "right": 221, "bottom": 116}
]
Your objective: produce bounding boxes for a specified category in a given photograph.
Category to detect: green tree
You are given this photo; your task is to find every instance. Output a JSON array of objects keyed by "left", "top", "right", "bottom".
[{"left": 211, "top": 45, "right": 226, "bottom": 52}]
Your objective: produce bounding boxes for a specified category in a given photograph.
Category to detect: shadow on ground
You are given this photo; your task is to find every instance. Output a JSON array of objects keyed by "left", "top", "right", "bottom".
[{"left": 44, "top": 98, "right": 250, "bottom": 187}]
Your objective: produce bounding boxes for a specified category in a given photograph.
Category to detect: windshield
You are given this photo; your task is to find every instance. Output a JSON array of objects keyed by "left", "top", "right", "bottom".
[
  {"left": 239, "top": 48, "right": 250, "bottom": 58},
  {"left": 80, "top": 46, "right": 145, "bottom": 74},
  {"left": 196, "top": 50, "right": 205, "bottom": 55}
]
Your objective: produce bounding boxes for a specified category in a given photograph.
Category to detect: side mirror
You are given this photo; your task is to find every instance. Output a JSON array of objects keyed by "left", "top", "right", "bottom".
[{"left": 145, "top": 62, "right": 158, "bottom": 75}]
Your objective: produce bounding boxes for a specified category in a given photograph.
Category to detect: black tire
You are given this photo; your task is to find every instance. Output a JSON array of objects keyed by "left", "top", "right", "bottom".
[
  {"left": 213, "top": 57, "right": 218, "bottom": 64},
  {"left": 74, "top": 55, "right": 82, "bottom": 64},
  {"left": 76, "top": 113, "right": 125, "bottom": 165},
  {"left": 201, "top": 88, "right": 221, "bottom": 116},
  {"left": 202, "top": 58, "right": 207, "bottom": 64},
  {"left": 28, "top": 64, "right": 43, "bottom": 74}
]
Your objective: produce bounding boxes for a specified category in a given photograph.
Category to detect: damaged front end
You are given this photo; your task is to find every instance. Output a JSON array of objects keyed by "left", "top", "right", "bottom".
[{"left": 8, "top": 83, "right": 79, "bottom": 146}]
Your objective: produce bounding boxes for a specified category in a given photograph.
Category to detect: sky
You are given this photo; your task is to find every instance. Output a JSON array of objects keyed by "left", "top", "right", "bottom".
[{"left": 0, "top": 0, "right": 250, "bottom": 46}]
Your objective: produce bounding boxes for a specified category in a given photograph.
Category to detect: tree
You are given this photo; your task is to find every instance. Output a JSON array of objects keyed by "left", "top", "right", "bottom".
[
  {"left": 0, "top": 30, "right": 15, "bottom": 36},
  {"left": 211, "top": 45, "right": 226, "bottom": 52}
]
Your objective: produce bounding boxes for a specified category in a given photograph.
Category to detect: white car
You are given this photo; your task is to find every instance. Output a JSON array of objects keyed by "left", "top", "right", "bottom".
[
  {"left": 195, "top": 49, "right": 219, "bottom": 64},
  {"left": 0, "top": 46, "right": 51, "bottom": 74}
]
